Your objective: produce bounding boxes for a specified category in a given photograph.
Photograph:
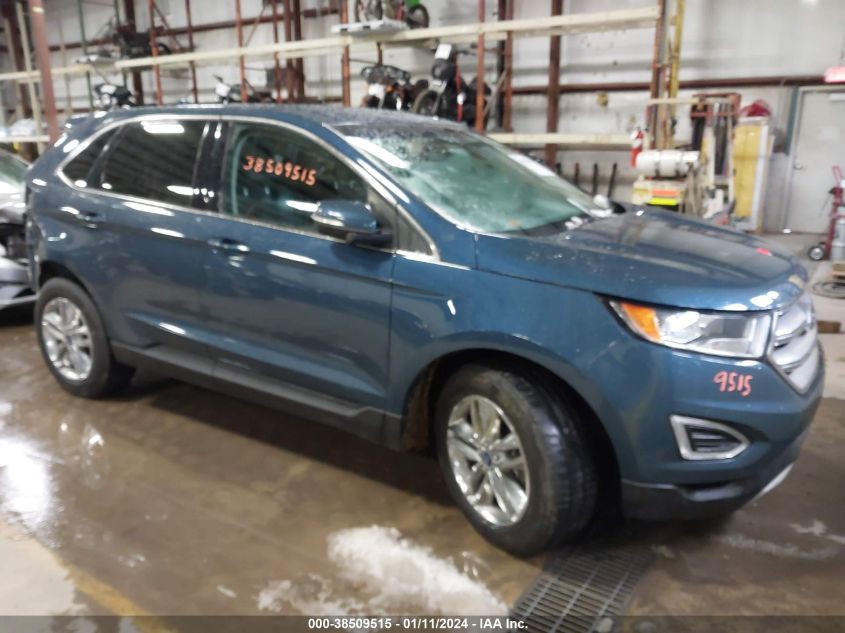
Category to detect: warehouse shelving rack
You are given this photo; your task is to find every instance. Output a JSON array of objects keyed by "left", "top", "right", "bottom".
[{"left": 0, "top": 0, "right": 667, "bottom": 161}]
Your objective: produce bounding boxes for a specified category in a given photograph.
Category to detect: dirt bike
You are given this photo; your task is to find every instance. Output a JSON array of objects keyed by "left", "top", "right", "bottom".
[
  {"left": 214, "top": 75, "right": 272, "bottom": 104},
  {"left": 91, "top": 18, "right": 172, "bottom": 60},
  {"left": 94, "top": 82, "right": 136, "bottom": 110},
  {"left": 360, "top": 64, "right": 429, "bottom": 111},
  {"left": 355, "top": 0, "right": 429, "bottom": 29},
  {"left": 412, "top": 44, "right": 490, "bottom": 128}
]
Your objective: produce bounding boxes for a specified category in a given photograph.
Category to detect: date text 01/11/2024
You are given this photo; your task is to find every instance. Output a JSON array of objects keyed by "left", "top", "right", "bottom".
[{"left": 306, "top": 617, "right": 528, "bottom": 630}]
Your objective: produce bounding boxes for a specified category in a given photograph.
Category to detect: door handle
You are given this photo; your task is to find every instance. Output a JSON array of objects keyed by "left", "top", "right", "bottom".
[
  {"left": 207, "top": 237, "right": 250, "bottom": 255},
  {"left": 77, "top": 211, "right": 104, "bottom": 228}
]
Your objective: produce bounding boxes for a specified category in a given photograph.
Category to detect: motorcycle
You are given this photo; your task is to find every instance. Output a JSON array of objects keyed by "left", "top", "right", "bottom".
[
  {"left": 355, "top": 0, "right": 429, "bottom": 29},
  {"left": 360, "top": 64, "right": 429, "bottom": 111},
  {"left": 115, "top": 24, "right": 172, "bottom": 59},
  {"left": 412, "top": 44, "right": 490, "bottom": 128},
  {"left": 214, "top": 75, "right": 271, "bottom": 104},
  {"left": 0, "top": 149, "right": 34, "bottom": 311},
  {"left": 94, "top": 82, "right": 136, "bottom": 110}
]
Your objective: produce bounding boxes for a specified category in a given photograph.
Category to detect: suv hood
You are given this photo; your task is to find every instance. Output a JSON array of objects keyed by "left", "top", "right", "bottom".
[{"left": 476, "top": 208, "right": 807, "bottom": 312}]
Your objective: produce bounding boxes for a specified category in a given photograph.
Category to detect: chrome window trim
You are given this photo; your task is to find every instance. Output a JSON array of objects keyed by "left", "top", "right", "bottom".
[
  {"left": 55, "top": 113, "right": 217, "bottom": 194},
  {"left": 54, "top": 112, "right": 441, "bottom": 260},
  {"left": 669, "top": 415, "right": 750, "bottom": 461}
]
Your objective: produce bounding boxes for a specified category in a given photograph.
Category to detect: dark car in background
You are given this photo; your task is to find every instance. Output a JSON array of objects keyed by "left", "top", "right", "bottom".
[{"left": 24, "top": 106, "right": 823, "bottom": 554}]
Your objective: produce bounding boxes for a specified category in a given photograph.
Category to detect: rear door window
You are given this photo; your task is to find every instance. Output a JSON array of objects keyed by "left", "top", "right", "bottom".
[
  {"left": 62, "top": 129, "right": 116, "bottom": 187},
  {"left": 99, "top": 120, "right": 206, "bottom": 207}
]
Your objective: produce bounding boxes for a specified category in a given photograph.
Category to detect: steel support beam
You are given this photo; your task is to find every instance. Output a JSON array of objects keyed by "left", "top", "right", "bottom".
[
  {"left": 502, "top": 0, "right": 514, "bottom": 131},
  {"left": 341, "top": 0, "right": 351, "bottom": 107},
  {"left": 17, "top": 1, "right": 44, "bottom": 151},
  {"left": 149, "top": 0, "right": 163, "bottom": 104},
  {"left": 235, "top": 0, "right": 247, "bottom": 102},
  {"left": 544, "top": 0, "right": 563, "bottom": 167},
  {"left": 475, "top": 0, "right": 485, "bottom": 131},
  {"left": 185, "top": 0, "right": 198, "bottom": 102},
  {"left": 76, "top": 0, "right": 94, "bottom": 108},
  {"left": 122, "top": 0, "right": 144, "bottom": 104},
  {"left": 648, "top": 0, "right": 667, "bottom": 147},
  {"left": 283, "top": 0, "right": 295, "bottom": 100},
  {"left": 27, "top": 0, "right": 59, "bottom": 142},
  {"left": 270, "top": 0, "right": 283, "bottom": 103},
  {"left": 292, "top": 0, "right": 305, "bottom": 98},
  {"left": 1, "top": 3, "right": 31, "bottom": 118}
]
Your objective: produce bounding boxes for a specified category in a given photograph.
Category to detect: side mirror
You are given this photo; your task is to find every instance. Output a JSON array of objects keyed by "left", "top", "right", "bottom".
[
  {"left": 312, "top": 200, "right": 392, "bottom": 246},
  {"left": 592, "top": 193, "right": 626, "bottom": 215}
]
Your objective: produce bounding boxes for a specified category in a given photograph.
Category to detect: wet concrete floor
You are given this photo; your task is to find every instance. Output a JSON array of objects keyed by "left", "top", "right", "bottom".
[{"left": 0, "top": 298, "right": 843, "bottom": 618}]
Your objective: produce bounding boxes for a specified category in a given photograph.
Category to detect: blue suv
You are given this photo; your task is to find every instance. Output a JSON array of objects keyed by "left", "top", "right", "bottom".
[{"left": 26, "top": 106, "right": 823, "bottom": 554}]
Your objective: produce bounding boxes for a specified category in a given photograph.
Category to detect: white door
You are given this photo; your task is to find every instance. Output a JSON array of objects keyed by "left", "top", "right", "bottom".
[{"left": 785, "top": 90, "right": 845, "bottom": 233}]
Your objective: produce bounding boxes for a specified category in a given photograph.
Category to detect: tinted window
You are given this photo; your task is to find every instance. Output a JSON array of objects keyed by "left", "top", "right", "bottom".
[
  {"left": 62, "top": 129, "right": 115, "bottom": 187},
  {"left": 100, "top": 120, "right": 205, "bottom": 206},
  {"left": 222, "top": 123, "right": 368, "bottom": 233}
]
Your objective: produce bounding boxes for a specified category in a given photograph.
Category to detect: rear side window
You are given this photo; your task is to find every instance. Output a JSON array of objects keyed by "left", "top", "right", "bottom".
[
  {"left": 222, "top": 122, "right": 368, "bottom": 233},
  {"left": 100, "top": 120, "right": 206, "bottom": 207},
  {"left": 62, "top": 129, "right": 116, "bottom": 187}
]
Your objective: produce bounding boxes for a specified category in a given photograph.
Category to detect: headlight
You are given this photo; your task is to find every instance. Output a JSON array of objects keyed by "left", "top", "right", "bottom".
[{"left": 610, "top": 300, "right": 771, "bottom": 358}]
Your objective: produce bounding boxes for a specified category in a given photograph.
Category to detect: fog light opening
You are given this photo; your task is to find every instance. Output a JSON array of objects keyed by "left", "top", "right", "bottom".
[{"left": 670, "top": 415, "right": 750, "bottom": 461}]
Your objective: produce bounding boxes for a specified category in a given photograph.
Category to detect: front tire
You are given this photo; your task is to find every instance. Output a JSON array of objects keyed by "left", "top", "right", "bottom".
[
  {"left": 435, "top": 364, "right": 597, "bottom": 555},
  {"left": 36, "top": 278, "right": 134, "bottom": 398}
]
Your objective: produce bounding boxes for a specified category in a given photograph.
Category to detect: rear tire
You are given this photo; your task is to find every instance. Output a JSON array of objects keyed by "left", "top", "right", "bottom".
[
  {"left": 406, "top": 5, "right": 429, "bottom": 28},
  {"left": 434, "top": 364, "right": 597, "bottom": 556},
  {"left": 412, "top": 89, "right": 439, "bottom": 116},
  {"left": 35, "top": 278, "right": 134, "bottom": 398}
]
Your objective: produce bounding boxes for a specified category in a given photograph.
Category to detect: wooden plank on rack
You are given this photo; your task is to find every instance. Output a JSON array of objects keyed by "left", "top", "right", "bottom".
[
  {"left": 2, "top": 6, "right": 659, "bottom": 83},
  {"left": 114, "top": 6, "right": 658, "bottom": 69},
  {"left": 489, "top": 132, "right": 630, "bottom": 148}
]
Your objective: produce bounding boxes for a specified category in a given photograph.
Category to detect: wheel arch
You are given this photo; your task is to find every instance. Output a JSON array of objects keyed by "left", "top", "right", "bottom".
[
  {"left": 399, "top": 347, "right": 621, "bottom": 507},
  {"left": 38, "top": 260, "right": 90, "bottom": 294}
]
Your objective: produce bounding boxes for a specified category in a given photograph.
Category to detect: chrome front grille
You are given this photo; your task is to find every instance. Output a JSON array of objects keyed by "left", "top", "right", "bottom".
[{"left": 770, "top": 292, "right": 820, "bottom": 392}]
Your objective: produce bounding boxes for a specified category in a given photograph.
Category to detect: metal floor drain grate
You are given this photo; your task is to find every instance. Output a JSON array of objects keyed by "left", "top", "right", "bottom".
[{"left": 510, "top": 541, "right": 654, "bottom": 633}]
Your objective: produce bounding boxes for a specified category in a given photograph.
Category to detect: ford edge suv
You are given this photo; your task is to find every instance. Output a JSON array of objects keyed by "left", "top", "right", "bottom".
[{"left": 26, "top": 106, "right": 824, "bottom": 555}]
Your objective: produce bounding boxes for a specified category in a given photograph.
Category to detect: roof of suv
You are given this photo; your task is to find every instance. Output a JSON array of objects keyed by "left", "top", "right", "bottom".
[{"left": 89, "top": 103, "right": 463, "bottom": 130}]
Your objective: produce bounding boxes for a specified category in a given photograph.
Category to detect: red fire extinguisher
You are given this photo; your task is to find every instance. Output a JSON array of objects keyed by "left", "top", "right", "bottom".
[{"left": 630, "top": 127, "right": 644, "bottom": 168}]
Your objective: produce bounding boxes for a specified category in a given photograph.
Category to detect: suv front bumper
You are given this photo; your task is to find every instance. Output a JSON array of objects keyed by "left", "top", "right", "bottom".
[{"left": 621, "top": 424, "right": 808, "bottom": 520}]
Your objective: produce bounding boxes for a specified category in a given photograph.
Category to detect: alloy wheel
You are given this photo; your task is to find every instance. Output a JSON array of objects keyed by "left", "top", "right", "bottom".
[
  {"left": 446, "top": 395, "right": 530, "bottom": 526},
  {"left": 41, "top": 297, "right": 93, "bottom": 382}
]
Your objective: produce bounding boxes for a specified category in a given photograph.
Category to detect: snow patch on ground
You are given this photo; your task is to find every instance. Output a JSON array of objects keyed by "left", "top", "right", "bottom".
[
  {"left": 257, "top": 575, "right": 366, "bottom": 615},
  {"left": 256, "top": 526, "right": 507, "bottom": 616},
  {"left": 327, "top": 526, "right": 507, "bottom": 615},
  {"left": 790, "top": 519, "right": 845, "bottom": 545},
  {"left": 714, "top": 532, "right": 839, "bottom": 560}
]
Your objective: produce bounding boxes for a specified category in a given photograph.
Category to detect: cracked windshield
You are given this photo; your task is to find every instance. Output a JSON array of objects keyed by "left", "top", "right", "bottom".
[{"left": 337, "top": 125, "right": 596, "bottom": 235}]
